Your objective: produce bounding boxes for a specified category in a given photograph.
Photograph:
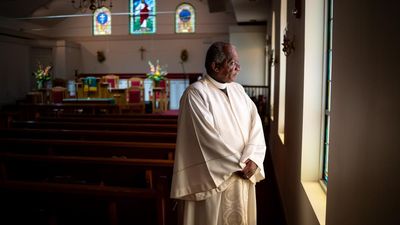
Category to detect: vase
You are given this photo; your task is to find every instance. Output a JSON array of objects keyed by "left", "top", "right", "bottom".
[{"left": 36, "top": 80, "right": 44, "bottom": 90}]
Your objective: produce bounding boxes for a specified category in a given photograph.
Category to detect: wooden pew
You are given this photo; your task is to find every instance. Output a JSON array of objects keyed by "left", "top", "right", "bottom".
[
  {"left": 0, "top": 128, "right": 177, "bottom": 143},
  {"left": 1, "top": 104, "right": 178, "bottom": 125},
  {"left": 0, "top": 106, "right": 179, "bottom": 225},
  {"left": 38, "top": 116, "right": 178, "bottom": 124},
  {"left": 0, "top": 138, "right": 175, "bottom": 160},
  {"left": 0, "top": 153, "right": 176, "bottom": 225},
  {"left": 10, "top": 120, "right": 177, "bottom": 132},
  {"left": 3, "top": 103, "right": 178, "bottom": 120},
  {"left": 12, "top": 103, "right": 121, "bottom": 118},
  {"left": 55, "top": 113, "right": 178, "bottom": 120}
]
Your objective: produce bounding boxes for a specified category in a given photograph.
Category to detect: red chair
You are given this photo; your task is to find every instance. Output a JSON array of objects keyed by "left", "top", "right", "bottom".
[
  {"left": 124, "top": 77, "right": 145, "bottom": 113},
  {"left": 128, "top": 77, "right": 144, "bottom": 88},
  {"left": 101, "top": 74, "right": 119, "bottom": 89},
  {"left": 128, "top": 88, "right": 142, "bottom": 103}
]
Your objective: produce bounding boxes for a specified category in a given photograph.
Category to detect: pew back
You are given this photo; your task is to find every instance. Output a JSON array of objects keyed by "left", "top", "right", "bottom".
[
  {"left": 0, "top": 153, "right": 175, "bottom": 225},
  {"left": 0, "top": 128, "right": 177, "bottom": 143}
]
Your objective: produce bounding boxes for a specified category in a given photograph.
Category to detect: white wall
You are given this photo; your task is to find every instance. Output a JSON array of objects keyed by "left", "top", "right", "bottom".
[
  {"left": 44, "top": 0, "right": 235, "bottom": 76},
  {"left": 267, "top": 0, "right": 400, "bottom": 225},
  {"left": 327, "top": 1, "right": 400, "bottom": 225},
  {"left": 0, "top": 36, "right": 31, "bottom": 105},
  {"left": 76, "top": 35, "right": 228, "bottom": 75},
  {"left": 230, "top": 25, "right": 266, "bottom": 85},
  {"left": 52, "top": 40, "right": 82, "bottom": 80},
  {"left": 0, "top": 0, "right": 237, "bottom": 104},
  {"left": 0, "top": 37, "right": 80, "bottom": 105},
  {"left": 29, "top": 0, "right": 235, "bottom": 38},
  {"left": 65, "top": 41, "right": 82, "bottom": 79}
]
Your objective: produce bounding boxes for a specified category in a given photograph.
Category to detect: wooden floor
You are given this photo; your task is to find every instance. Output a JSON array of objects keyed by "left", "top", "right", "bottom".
[{"left": 256, "top": 149, "right": 287, "bottom": 225}]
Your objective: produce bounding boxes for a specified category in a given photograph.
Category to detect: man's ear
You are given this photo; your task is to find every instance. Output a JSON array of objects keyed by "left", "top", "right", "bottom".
[{"left": 211, "top": 62, "right": 219, "bottom": 72}]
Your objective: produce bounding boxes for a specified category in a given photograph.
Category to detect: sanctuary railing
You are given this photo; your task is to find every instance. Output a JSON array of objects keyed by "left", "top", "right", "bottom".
[{"left": 243, "top": 85, "right": 269, "bottom": 126}]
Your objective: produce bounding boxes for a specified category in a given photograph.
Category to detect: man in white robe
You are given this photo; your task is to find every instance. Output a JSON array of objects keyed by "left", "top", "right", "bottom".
[{"left": 171, "top": 42, "right": 266, "bottom": 225}]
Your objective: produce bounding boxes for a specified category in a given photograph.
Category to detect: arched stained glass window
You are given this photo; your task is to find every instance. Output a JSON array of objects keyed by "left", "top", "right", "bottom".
[
  {"left": 175, "top": 3, "right": 195, "bottom": 33},
  {"left": 93, "top": 7, "right": 111, "bottom": 36},
  {"left": 130, "top": 0, "right": 156, "bottom": 34}
]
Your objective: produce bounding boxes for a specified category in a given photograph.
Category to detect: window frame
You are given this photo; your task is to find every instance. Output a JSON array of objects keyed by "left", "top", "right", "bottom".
[{"left": 278, "top": 0, "right": 288, "bottom": 144}]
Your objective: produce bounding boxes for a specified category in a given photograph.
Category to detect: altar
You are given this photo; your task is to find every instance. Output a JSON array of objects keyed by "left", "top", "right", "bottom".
[
  {"left": 71, "top": 73, "right": 202, "bottom": 111},
  {"left": 62, "top": 98, "right": 116, "bottom": 105}
]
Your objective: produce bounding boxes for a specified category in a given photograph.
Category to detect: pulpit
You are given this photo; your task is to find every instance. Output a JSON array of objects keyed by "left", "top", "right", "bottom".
[
  {"left": 82, "top": 76, "right": 100, "bottom": 98},
  {"left": 50, "top": 86, "right": 67, "bottom": 104},
  {"left": 76, "top": 82, "right": 84, "bottom": 98},
  {"left": 35, "top": 87, "right": 51, "bottom": 104},
  {"left": 26, "top": 91, "right": 43, "bottom": 104},
  {"left": 152, "top": 79, "right": 169, "bottom": 113},
  {"left": 99, "top": 82, "right": 110, "bottom": 98},
  {"left": 109, "top": 88, "right": 127, "bottom": 105},
  {"left": 152, "top": 87, "right": 167, "bottom": 113}
]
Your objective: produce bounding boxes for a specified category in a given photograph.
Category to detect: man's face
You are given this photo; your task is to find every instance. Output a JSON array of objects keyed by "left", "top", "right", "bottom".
[{"left": 213, "top": 45, "right": 240, "bottom": 83}]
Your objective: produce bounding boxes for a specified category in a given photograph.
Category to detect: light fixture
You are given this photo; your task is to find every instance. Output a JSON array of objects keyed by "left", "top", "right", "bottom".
[
  {"left": 282, "top": 27, "right": 295, "bottom": 56},
  {"left": 71, "top": 0, "right": 113, "bottom": 12}
]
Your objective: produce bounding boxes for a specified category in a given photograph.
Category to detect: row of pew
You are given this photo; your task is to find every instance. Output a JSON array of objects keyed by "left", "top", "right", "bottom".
[{"left": 0, "top": 109, "right": 179, "bottom": 225}]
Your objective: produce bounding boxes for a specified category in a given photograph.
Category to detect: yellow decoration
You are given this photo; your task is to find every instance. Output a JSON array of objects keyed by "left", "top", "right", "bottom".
[{"left": 147, "top": 60, "right": 168, "bottom": 83}]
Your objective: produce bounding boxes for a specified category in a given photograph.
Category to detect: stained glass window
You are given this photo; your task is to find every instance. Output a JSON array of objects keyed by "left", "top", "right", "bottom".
[
  {"left": 175, "top": 3, "right": 195, "bottom": 33},
  {"left": 130, "top": 0, "right": 156, "bottom": 34},
  {"left": 322, "top": 0, "right": 334, "bottom": 184},
  {"left": 93, "top": 7, "right": 111, "bottom": 36}
]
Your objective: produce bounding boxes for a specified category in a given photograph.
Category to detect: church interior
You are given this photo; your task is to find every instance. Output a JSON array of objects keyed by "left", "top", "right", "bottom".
[{"left": 0, "top": 0, "right": 398, "bottom": 225}]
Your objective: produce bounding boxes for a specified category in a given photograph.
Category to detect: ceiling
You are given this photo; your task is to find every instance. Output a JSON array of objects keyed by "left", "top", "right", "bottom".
[
  {"left": 231, "top": 0, "right": 268, "bottom": 23},
  {"left": 0, "top": 0, "right": 52, "bottom": 18},
  {"left": 0, "top": 0, "right": 268, "bottom": 26}
]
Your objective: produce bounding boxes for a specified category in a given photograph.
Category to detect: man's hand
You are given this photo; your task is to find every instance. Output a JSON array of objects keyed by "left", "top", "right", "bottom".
[{"left": 236, "top": 159, "right": 258, "bottom": 179}]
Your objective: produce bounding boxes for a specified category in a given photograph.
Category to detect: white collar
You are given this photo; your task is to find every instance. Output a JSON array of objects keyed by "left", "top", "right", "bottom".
[{"left": 206, "top": 74, "right": 227, "bottom": 90}]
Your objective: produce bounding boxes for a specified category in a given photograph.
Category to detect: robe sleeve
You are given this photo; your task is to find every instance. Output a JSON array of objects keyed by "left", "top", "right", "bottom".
[
  {"left": 239, "top": 88, "right": 267, "bottom": 182},
  {"left": 171, "top": 87, "right": 243, "bottom": 200}
]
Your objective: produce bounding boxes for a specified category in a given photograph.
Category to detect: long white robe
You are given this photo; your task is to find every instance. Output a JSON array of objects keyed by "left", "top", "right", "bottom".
[{"left": 171, "top": 74, "right": 266, "bottom": 225}]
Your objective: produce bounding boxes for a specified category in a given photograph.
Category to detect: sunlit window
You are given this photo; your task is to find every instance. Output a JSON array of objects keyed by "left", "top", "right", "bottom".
[
  {"left": 322, "top": 0, "right": 334, "bottom": 183},
  {"left": 270, "top": 11, "right": 276, "bottom": 121},
  {"left": 130, "top": 0, "right": 156, "bottom": 34},
  {"left": 175, "top": 3, "right": 195, "bottom": 33},
  {"left": 93, "top": 7, "right": 111, "bottom": 36},
  {"left": 301, "top": 0, "right": 330, "bottom": 222}
]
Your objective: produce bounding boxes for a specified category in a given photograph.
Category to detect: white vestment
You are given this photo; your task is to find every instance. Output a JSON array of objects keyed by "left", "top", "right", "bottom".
[{"left": 171, "top": 74, "right": 266, "bottom": 225}]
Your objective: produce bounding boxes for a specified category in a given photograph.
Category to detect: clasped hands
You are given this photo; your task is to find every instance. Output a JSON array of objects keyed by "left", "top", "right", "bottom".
[{"left": 236, "top": 159, "right": 258, "bottom": 180}]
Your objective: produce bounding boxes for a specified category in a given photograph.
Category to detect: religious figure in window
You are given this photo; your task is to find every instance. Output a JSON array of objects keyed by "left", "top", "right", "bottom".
[
  {"left": 136, "top": 0, "right": 149, "bottom": 31},
  {"left": 130, "top": 0, "right": 156, "bottom": 34}
]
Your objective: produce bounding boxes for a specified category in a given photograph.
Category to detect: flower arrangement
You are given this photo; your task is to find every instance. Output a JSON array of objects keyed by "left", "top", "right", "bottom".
[
  {"left": 33, "top": 62, "right": 52, "bottom": 89},
  {"left": 146, "top": 60, "right": 167, "bottom": 84}
]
